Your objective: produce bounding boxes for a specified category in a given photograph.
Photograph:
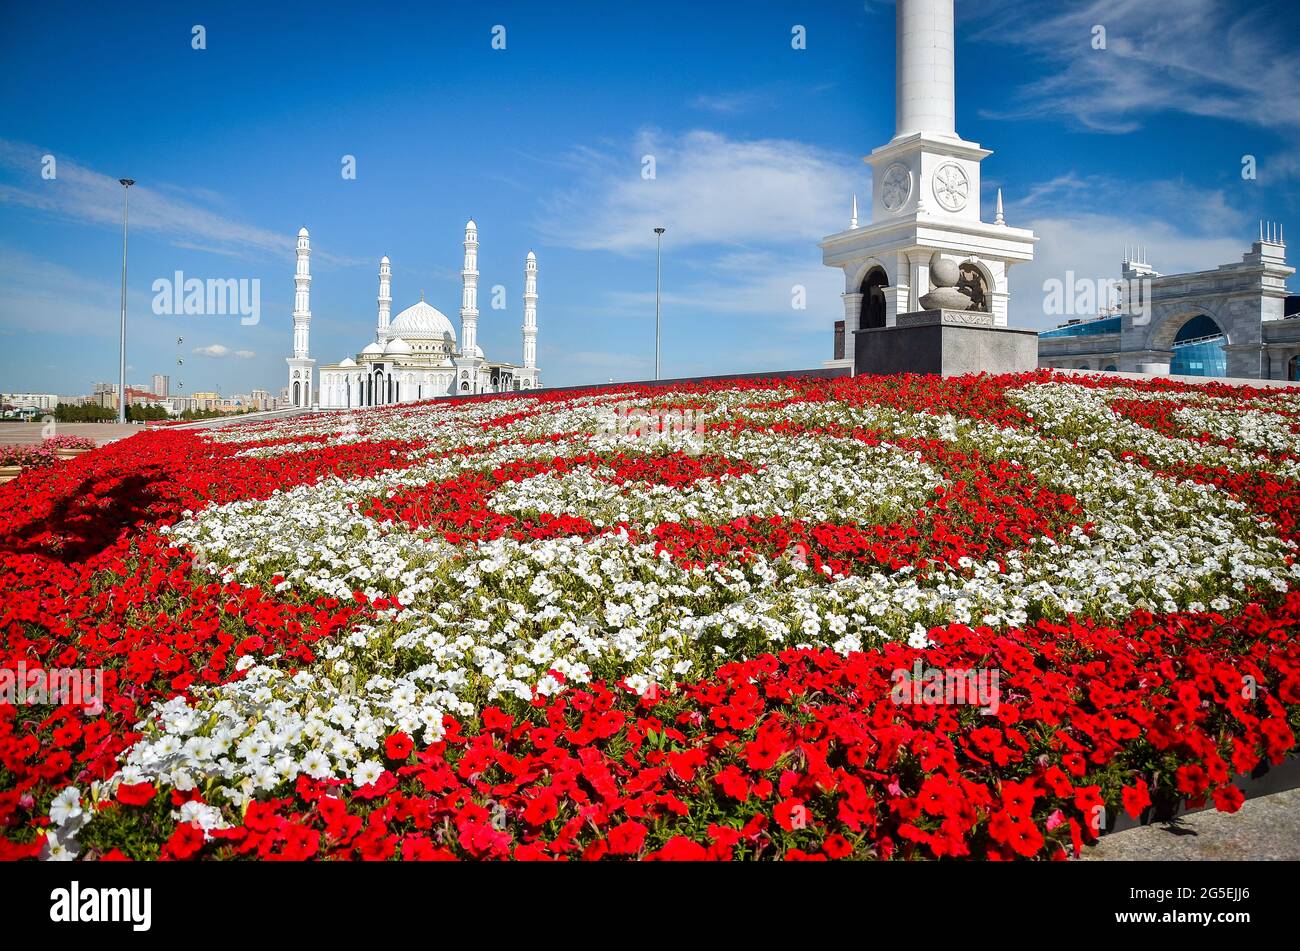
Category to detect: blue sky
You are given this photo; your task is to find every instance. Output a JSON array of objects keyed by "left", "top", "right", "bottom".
[{"left": 1, "top": 0, "right": 1297, "bottom": 396}]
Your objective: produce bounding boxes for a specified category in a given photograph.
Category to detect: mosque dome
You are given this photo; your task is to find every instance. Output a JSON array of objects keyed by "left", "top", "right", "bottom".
[
  {"left": 390, "top": 299, "right": 456, "bottom": 341},
  {"left": 361, "top": 342, "right": 384, "bottom": 356},
  {"left": 338, "top": 357, "right": 357, "bottom": 368},
  {"left": 384, "top": 336, "right": 413, "bottom": 355}
]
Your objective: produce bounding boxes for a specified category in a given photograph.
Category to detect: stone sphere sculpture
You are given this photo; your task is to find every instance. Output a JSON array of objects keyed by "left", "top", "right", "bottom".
[
  {"left": 918, "top": 252, "right": 975, "bottom": 311},
  {"left": 929, "top": 253, "right": 960, "bottom": 288}
]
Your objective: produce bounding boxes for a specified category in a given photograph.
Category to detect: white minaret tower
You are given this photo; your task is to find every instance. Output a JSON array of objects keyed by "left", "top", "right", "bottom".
[
  {"left": 460, "top": 219, "right": 481, "bottom": 357},
  {"left": 285, "top": 227, "right": 316, "bottom": 407},
  {"left": 522, "top": 251, "right": 538, "bottom": 369},
  {"left": 376, "top": 255, "right": 391, "bottom": 343}
]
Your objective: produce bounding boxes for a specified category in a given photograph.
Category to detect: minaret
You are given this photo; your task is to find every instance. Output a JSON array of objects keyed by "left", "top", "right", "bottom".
[
  {"left": 293, "top": 228, "right": 311, "bottom": 357},
  {"left": 460, "top": 219, "right": 481, "bottom": 357},
  {"left": 376, "top": 255, "right": 391, "bottom": 343},
  {"left": 285, "top": 227, "right": 316, "bottom": 407},
  {"left": 522, "top": 251, "right": 538, "bottom": 369},
  {"left": 850, "top": 195, "right": 859, "bottom": 230}
]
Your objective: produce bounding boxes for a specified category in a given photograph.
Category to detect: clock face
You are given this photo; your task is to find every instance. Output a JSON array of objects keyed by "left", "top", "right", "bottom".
[
  {"left": 881, "top": 163, "right": 912, "bottom": 213},
  {"left": 932, "top": 163, "right": 970, "bottom": 212}
]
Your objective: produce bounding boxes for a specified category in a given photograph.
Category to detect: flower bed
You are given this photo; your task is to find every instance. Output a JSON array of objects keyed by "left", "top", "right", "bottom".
[
  {"left": 0, "top": 443, "right": 58, "bottom": 470},
  {"left": 0, "top": 436, "right": 99, "bottom": 477},
  {"left": 40, "top": 435, "right": 99, "bottom": 452},
  {"left": 1, "top": 369, "right": 1297, "bottom": 861}
]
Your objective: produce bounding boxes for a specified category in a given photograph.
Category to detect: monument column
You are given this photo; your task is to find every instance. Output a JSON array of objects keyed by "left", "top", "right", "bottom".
[
  {"left": 819, "top": 0, "right": 1037, "bottom": 375},
  {"left": 895, "top": 0, "right": 956, "bottom": 140},
  {"left": 842, "top": 291, "right": 864, "bottom": 336},
  {"left": 906, "top": 251, "right": 932, "bottom": 314}
]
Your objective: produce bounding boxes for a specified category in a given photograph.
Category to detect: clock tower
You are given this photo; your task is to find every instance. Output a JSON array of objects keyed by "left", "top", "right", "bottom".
[{"left": 821, "top": 0, "right": 1037, "bottom": 368}]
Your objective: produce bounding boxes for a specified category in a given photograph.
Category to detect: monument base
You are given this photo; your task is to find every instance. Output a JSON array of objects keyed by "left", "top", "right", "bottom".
[{"left": 854, "top": 309, "right": 1039, "bottom": 377}]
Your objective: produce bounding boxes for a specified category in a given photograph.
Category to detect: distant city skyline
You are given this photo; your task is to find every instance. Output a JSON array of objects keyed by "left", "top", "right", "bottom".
[{"left": 2, "top": 0, "right": 1297, "bottom": 394}]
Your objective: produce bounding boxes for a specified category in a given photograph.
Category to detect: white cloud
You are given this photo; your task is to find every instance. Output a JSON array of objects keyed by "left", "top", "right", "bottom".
[
  {"left": 0, "top": 246, "right": 152, "bottom": 338},
  {"left": 539, "top": 129, "right": 864, "bottom": 253},
  {"left": 970, "top": 0, "right": 1300, "bottom": 136},
  {"left": 598, "top": 249, "right": 842, "bottom": 329},
  {"left": 0, "top": 139, "right": 365, "bottom": 266},
  {"left": 193, "top": 344, "right": 256, "bottom": 359},
  {"left": 1007, "top": 172, "right": 1257, "bottom": 329}
]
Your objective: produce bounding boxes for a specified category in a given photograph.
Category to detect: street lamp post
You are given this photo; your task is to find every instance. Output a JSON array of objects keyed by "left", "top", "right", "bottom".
[
  {"left": 653, "top": 227, "right": 665, "bottom": 380},
  {"left": 117, "top": 178, "right": 134, "bottom": 425}
]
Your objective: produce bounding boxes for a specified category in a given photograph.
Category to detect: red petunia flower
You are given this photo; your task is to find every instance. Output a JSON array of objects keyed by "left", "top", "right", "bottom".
[
  {"left": 821, "top": 833, "right": 853, "bottom": 859},
  {"left": 1175, "top": 764, "right": 1209, "bottom": 797},
  {"left": 775, "top": 798, "right": 808, "bottom": 832},
  {"left": 606, "top": 820, "right": 647, "bottom": 856},
  {"left": 116, "top": 782, "right": 157, "bottom": 807},
  {"left": 1121, "top": 779, "right": 1151, "bottom": 819},
  {"left": 385, "top": 732, "right": 414, "bottom": 761},
  {"left": 1212, "top": 785, "right": 1245, "bottom": 814},
  {"left": 647, "top": 836, "right": 710, "bottom": 861}
]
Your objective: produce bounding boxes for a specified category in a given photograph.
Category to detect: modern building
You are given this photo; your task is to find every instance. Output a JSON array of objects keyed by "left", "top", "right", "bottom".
[
  {"left": 151, "top": 374, "right": 170, "bottom": 398},
  {"left": 1039, "top": 227, "right": 1297, "bottom": 379},
  {"left": 0, "top": 393, "right": 59, "bottom": 410}
]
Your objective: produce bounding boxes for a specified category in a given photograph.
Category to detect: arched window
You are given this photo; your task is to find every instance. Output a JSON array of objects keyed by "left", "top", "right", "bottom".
[
  {"left": 293, "top": 381, "right": 300, "bottom": 406},
  {"left": 859, "top": 267, "right": 888, "bottom": 330},
  {"left": 1170, "top": 314, "right": 1227, "bottom": 377}
]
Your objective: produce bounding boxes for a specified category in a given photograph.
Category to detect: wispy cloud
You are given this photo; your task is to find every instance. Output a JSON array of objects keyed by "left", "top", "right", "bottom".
[
  {"left": 0, "top": 246, "right": 150, "bottom": 338},
  {"left": 970, "top": 0, "right": 1300, "bottom": 136},
  {"left": 598, "top": 249, "right": 841, "bottom": 329},
  {"left": 0, "top": 139, "right": 366, "bottom": 266},
  {"left": 1006, "top": 171, "right": 1256, "bottom": 328},
  {"left": 534, "top": 127, "right": 854, "bottom": 357},
  {"left": 689, "top": 90, "right": 775, "bottom": 115},
  {"left": 193, "top": 343, "right": 256, "bottom": 359},
  {"left": 539, "top": 129, "right": 864, "bottom": 253}
]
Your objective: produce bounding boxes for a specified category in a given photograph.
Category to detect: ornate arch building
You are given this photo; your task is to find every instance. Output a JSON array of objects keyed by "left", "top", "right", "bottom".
[
  {"left": 1039, "top": 226, "right": 1298, "bottom": 380},
  {"left": 285, "top": 221, "right": 541, "bottom": 410}
]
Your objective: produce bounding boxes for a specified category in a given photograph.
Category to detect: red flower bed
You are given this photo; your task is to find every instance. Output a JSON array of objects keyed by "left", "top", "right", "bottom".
[
  {"left": 1, "top": 370, "right": 1298, "bottom": 861},
  {"left": 82, "top": 593, "right": 1300, "bottom": 862}
]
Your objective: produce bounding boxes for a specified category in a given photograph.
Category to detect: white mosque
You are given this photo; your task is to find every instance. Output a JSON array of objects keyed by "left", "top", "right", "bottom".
[{"left": 285, "top": 219, "right": 540, "bottom": 409}]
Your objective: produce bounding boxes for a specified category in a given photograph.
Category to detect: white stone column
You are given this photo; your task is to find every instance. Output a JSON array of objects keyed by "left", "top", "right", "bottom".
[
  {"left": 842, "top": 292, "right": 864, "bottom": 335},
  {"left": 377, "top": 256, "right": 391, "bottom": 342},
  {"left": 292, "top": 229, "right": 311, "bottom": 358},
  {"left": 906, "top": 250, "right": 931, "bottom": 314},
  {"left": 460, "top": 220, "right": 481, "bottom": 357},
  {"left": 523, "top": 251, "right": 538, "bottom": 369},
  {"left": 895, "top": 0, "right": 956, "bottom": 139}
]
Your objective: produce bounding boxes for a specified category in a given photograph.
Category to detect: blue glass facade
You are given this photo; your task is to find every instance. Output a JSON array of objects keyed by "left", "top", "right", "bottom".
[
  {"left": 1170, "top": 338, "right": 1227, "bottom": 377},
  {"left": 1169, "top": 315, "right": 1227, "bottom": 377},
  {"left": 1040, "top": 316, "right": 1122, "bottom": 339}
]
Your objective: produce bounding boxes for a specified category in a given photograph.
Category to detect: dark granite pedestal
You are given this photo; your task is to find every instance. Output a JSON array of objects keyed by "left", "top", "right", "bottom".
[{"left": 854, "top": 309, "right": 1040, "bottom": 377}]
